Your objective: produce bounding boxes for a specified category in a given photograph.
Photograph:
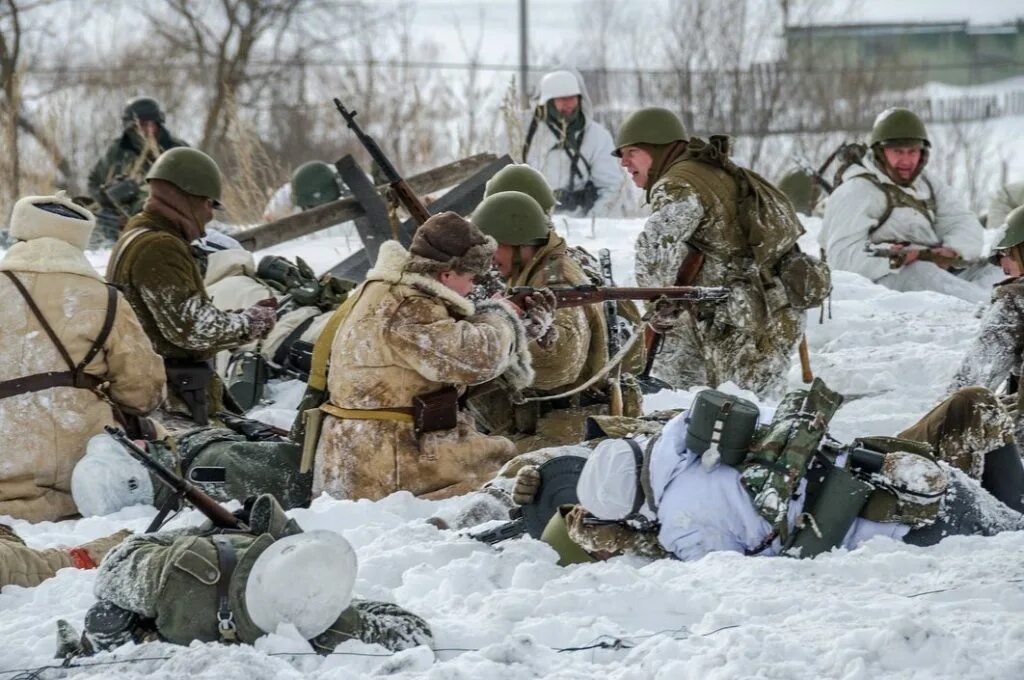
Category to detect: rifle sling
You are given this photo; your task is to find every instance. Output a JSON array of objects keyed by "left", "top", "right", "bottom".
[
  {"left": 522, "top": 325, "right": 643, "bottom": 403},
  {"left": 0, "top": 271, "right": 117, "bottom": 400}
]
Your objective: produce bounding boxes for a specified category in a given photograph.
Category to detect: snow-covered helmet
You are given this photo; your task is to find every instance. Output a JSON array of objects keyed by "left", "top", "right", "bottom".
[
  {"left": 71, "top": 434, "right": 155, "bottom": 517},
  {"left": 245, "top": 530, "right": 357, "bottom": 638},
  {"left": 538, "top": 70, "right": 581, "bottom": 103}
]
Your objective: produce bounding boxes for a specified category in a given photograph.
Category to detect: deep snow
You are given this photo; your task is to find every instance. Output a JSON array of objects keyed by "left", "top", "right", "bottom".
[{"left": 4, "top": 212, "right": 1024, "bottom": 678}]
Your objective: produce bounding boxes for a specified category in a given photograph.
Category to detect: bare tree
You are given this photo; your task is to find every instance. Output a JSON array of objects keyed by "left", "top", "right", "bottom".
[{"left": 0, "top": 0, "right": 22, "bottom": 207}]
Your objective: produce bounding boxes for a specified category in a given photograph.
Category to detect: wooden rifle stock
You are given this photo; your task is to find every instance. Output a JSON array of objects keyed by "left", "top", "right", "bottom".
[
  {"left": 641, "top": 251, "right": 706, "bottom": 379},
  {"left": 333, "top": 98, "right": 432, "bottom": 226},
  {"left": 798, "top": 335, "right": 813, "bottom": 383},
  {"left": 103, "top": 426, "right": 247, "bottom": 531}
]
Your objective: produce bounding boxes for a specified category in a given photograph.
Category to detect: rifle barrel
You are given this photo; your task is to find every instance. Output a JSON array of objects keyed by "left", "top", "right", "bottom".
[{"left": 103, "top": 426, "right": 245, "bottom": 530}]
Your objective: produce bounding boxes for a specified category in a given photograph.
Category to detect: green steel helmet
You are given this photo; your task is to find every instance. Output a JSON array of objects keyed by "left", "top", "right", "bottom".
[
  {"left": 613, "top": 107, "right": 687, "bottom": 157},
  {"left": 778, "top": 169, "right": 816, "bottom": 216},
  {"left": 997, "top": 205, "right": 1024, "bottom": 250},
  {"left": 684, "top": 389, "right": 761, "bottom": 466},
  {"left": 122, "top": 96, "right": 165, "bottom": 125},
  {"left": 146, "top": 147, "right": 223, "bottom": 207},
  {"left": 290, "top": 161, "right": 341, "bottom": 209},
  {"left": 869, "top": 107, "right": 930, "bottom": 148},
  {"left": 484, "top": 164, "right": 557, "bottom": 214},
  {"left": 471, "top": 190, "right": 550, "bottom": 245}
]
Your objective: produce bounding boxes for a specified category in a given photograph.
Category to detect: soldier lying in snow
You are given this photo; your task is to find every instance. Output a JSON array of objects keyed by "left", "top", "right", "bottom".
[
  {"left": 71, "top": 424, "right": 312, "bottom": 518},
  {"left": 0, "top": 524, "right": 130, "bottom": 589},
  {"left": 499, "top": 382, "right": 1024, "bottom": 565},
  {"left": 57, "top": 494, "right": 431, "bottom": 657}
]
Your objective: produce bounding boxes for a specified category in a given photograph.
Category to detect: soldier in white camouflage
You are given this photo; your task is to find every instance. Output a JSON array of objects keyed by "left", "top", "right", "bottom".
[{"left": 615, "top": 107, "right": 809, "bottom": 397}]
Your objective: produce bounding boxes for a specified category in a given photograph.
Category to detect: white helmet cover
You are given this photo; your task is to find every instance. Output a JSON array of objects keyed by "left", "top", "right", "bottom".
[
  {"left": 71, "top": 434, "right": 155, "bottom": 516},
  {"left": 539, "top": 70, "right": 582, "bottom": 103},
  {"left": 245, "top": 530, "right": 358, "bottom": 639},
  {"left": 577, "top": 437, "right": 654, "bottom": 522}
]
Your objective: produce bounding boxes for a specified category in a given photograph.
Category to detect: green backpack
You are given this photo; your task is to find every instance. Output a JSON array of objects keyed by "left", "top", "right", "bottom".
[{"left": 683, "top": 137, "right": 830, "bottom": 310}]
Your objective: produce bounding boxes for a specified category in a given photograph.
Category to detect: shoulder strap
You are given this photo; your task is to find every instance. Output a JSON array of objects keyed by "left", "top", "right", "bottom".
[
  {"left": 2, "top": 271, "right": 76, "bottom": 372},
  {"left": 211, "top": 535, "right": 239, "bottom": 642},
  {"left": 308, "top": 284, "right": 369, "bottom": 392},
  {"left": 106, "top": 226, "right": 154, "bottom": 279},
  {"left": 522, "top": 115, "right": 540, "bottom": 161},
  {"left": 853, "top": 175, "right": 896, "bottom": 236},
  {"left": 77, "top": 284, "right": 119, "bottom": 374}
]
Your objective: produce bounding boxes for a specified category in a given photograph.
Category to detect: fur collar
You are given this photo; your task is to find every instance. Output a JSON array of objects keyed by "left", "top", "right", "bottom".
[
  {"left": 0, "top": 237, "right": 104, "bottom": 280},
  {"left": 366, "top": 240, "right": 476, "bottom": 317}
]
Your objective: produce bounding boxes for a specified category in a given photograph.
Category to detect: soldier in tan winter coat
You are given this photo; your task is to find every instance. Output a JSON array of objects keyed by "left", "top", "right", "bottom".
[
  {"left": 0, "top": 524, "right": 129, "bottom": 589},
  {"left": 0, "top": 193, "right": 165, "bottom": 522},
  {"left": 313, "top": 212, "right": 546, "bottom": 501}
]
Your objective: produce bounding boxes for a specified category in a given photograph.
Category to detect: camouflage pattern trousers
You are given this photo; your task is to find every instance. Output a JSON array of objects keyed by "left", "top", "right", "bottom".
[
  {"left": 653, "top": 306, "right": 805, "bottom": 398},
  {"left": 899, "top": 386, "right": 1014, "bottom": 478}
]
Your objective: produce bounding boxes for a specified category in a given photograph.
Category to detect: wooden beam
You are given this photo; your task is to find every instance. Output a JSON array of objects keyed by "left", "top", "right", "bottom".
[{"left": 233, "top": 153, "right": 498, "bottom": 251}]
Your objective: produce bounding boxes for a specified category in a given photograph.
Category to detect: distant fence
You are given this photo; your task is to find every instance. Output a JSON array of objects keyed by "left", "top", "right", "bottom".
[{"left": 581, "top": 62, "right": 1024, "bottom": 137}]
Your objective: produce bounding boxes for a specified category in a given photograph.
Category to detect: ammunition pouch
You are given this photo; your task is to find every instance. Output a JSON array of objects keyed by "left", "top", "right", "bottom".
[
  {"left": 777, "top": 246, "right": 831, "bottom": 311},
  {"left": 164, "top": 359, "right": 214, "bottom": 426},
  {"left": 413, "top": 386, "right": 459, "bottom": 437},
  {"left": 554, "top": 181, "right": 599, "bottom": 215},
  {"left": 785, "top": 457, "right": 874, "bottom": 558}
]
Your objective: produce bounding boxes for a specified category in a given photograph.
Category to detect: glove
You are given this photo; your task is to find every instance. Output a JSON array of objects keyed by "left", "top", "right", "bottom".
[
  {"left": 243, "top": 299, "right": 277, "bottom": 340},
  {"left": 646, "top": 296, "right": 689, "bottom": 333},
  {"left": 998, "top": 392, "right": 1018, "bottom": 417},
  {"left": 69, "top": 529, "right": 133, "bottom": 569},
  {"left": 522, "top": 288, "right": 558, "bottom": 348},
  {"left": 512, "top": 465, "right": 542, "bottom": 505}
]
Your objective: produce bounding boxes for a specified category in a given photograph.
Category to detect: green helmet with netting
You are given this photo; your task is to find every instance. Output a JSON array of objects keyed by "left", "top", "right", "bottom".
[
  {"left": 122, "top": 96, "right": 165, "bottom": 125},
  {"left": 471, "top": 190, "right": 550, "bottom": 245},
  {"left": 997, "top": 205, "right": 1024, "bottom": 250},
  {"left": 613, "top": 107, "right": 687, "bottom": 157},
  {"left": 291, "top": 161, "right": 341, "bottom": 210},
  {"left": 869, "top": 107, "right": 930, "bottom": 148},
  {"left": 484, "top": 164, "right": 557, "bottom": 214},
  {"left": 146, "top": 147, "right": 223, "bottom": 208}
]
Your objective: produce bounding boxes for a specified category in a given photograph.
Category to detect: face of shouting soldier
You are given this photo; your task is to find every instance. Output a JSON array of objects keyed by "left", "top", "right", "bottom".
[
  {"left": 882, "top": 144, "right": 923, "bottom": 184},
  {"left": 618, "top": 146, "right": 654, "bottom": 189}
]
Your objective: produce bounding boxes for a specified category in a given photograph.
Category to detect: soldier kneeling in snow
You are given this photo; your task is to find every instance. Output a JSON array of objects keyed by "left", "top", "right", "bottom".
[
  {"left": 517, "top": 382, "right": 1024, "bottom": 565},
  {"left": 57, "top": 494, "right": 431, "bottom": 656}
]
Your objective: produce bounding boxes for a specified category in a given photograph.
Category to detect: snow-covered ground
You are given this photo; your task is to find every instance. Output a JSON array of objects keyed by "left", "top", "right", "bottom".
[{"left": 3, "top": 215, "right": 1023, "bottom": 679}]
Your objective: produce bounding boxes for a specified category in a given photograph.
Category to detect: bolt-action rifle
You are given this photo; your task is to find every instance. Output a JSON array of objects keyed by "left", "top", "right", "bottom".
[
  {"left": 506, "top": 284, "right": 729, "bottom": 310},
  {"left": 104, "top": 426, "right": 248, "bottom": 532},
  {"left": 864, "top": 243, "right": 979, "bottom": 270},
  {"left": 333, "top": 98, "right": 432, "bottom": 225}
]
